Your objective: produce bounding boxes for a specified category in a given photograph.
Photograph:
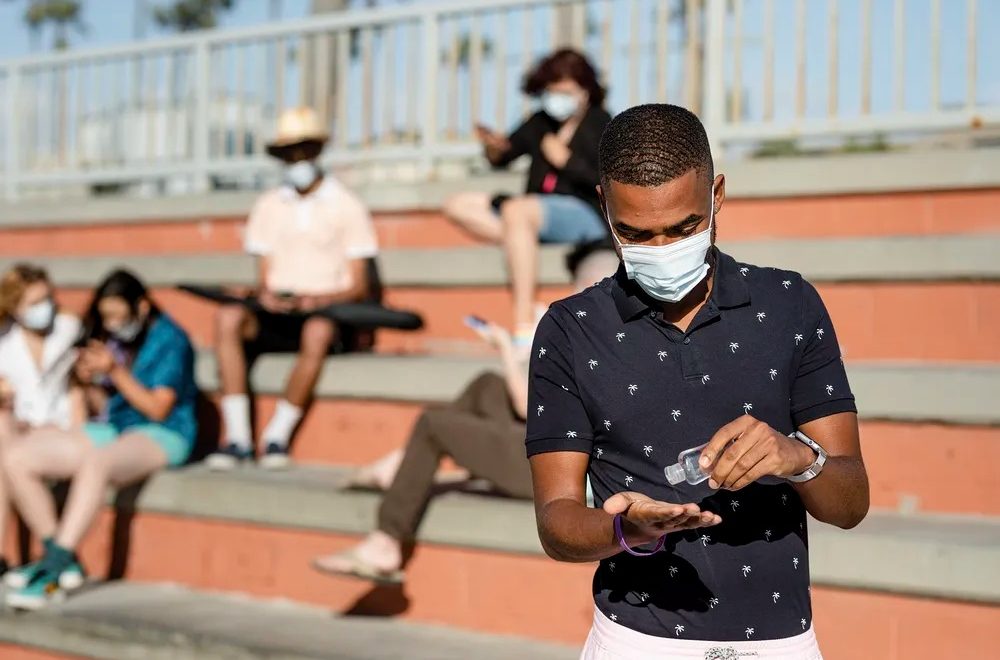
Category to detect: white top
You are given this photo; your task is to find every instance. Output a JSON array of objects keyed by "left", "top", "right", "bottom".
[{"left": 0, "top": 313, "right": 80, "bottom": 429}]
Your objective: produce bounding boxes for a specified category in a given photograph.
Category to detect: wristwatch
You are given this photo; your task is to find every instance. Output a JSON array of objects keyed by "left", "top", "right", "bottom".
[{"left": 786, "top": 431, "right": 828, "bottom": 483}]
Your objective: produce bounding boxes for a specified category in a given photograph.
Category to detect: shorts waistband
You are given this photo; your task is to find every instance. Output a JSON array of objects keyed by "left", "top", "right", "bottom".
[{"left": 590, "top": 607, "right": 821, "bottom": 659}]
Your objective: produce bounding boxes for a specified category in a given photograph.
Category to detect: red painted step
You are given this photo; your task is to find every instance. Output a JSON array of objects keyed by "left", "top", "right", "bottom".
[
  {"left": 0, "top": 188, "right": 997, "bottom": 257},
  {"left": 52, "top": 281, "right": 1000, "bottom": 363},
  {"left": 218, "top": 395, "right": 1000, "bottom": 517}
]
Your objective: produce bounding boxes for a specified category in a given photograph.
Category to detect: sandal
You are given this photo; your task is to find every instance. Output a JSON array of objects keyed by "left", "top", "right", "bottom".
[{"left": 311, "top": 551, "right": 404, "bottom": 586}]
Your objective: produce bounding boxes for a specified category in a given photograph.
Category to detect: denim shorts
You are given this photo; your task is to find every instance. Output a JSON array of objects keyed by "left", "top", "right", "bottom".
[
  {"left": 83, "top": 422, "right": 192, "bottom": 467},
  {"left": 536, "top": 194, "right": 607, "bottom": 244}
]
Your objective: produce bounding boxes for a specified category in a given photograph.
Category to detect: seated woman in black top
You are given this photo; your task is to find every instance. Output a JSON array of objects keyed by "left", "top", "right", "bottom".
[{"left": 443, "top": 49, "right": 611, "bottom": 350}]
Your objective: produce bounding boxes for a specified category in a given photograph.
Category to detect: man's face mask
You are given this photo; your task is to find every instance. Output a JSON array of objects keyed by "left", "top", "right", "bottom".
[
  {"left": 284, "top": 160, "right": 320, "bottom": 191},
  {"left": 541, "top": 91, "right": 580, "bottom": 122},
  {"left": 609, "top": 191, "right": 715, "bottom": 303}
]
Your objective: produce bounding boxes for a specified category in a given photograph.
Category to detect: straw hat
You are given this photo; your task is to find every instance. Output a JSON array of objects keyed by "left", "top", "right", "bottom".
[{"left": 266, "top": 107, "right": 329, "bottom": 156}]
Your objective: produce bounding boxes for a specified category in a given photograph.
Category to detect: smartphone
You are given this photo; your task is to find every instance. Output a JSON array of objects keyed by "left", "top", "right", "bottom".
[{"left": 463, "top": 315, "right": 489, "bottom": 330}]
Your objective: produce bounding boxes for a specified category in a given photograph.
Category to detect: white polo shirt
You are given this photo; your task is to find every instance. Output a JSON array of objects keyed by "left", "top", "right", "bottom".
[{"left": 0, "top": 313, "right": 80, "bottom": 429}]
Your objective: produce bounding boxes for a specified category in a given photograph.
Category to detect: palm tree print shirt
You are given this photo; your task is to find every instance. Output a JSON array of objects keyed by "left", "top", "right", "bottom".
[{"left": 526, "top": 249, "right": 856, "bottom": 641}]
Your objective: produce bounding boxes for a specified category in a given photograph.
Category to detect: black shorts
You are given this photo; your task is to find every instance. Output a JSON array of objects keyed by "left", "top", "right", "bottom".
[{"left": 243, "top": 310, "right": 367, "bottom": 358}]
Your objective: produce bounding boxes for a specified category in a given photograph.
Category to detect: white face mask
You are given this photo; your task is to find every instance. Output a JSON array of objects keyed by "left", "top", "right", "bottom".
[
  {"left": 108, "top": 318, "right": 143, "bottom": 343},
  {"left": 541, "top": 91, "right": 580, "bottom": 122},
  {"left": 610, "top": 193, "right": 716, "bottom": 303},
  {"left": 18, "top": 299, "right": 55, "bottom": 331},
  {"left": 284, "top": 160, "right": 320, "bottom": 191}
]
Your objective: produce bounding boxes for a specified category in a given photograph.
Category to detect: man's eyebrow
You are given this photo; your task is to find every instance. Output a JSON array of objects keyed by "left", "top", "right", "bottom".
[{"left": 614, "top": 213, "right": 703, "bottom": 233}]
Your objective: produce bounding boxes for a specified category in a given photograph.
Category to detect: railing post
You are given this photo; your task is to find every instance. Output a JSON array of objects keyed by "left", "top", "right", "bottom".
[
  {"left": 192, "top": 39, "right": 211, "bottom": 193},
  {"left": 419, "top": 10, "right": 438, "bottom": 179},
  {"left": 703, "top": 0, "right": 726, "bottom": 162},
  {"left": 3, "top": 64, "right": 21, "bottom": 202}
]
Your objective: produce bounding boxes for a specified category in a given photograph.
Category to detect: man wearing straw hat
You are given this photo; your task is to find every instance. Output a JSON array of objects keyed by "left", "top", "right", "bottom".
[{"left": 206, "top": 107, "right": 378, "bottom": 471}]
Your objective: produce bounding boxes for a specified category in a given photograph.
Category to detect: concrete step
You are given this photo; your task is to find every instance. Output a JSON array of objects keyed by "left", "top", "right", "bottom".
[
  {"left": 3, "top": 468, "right": 1000, "bottom": 660},
  {"left": 110, "top": 465, "right": 1000, "bottom": 605},
  {"left": 190, "top": 352, "right": 1000, "bottom": 426},
  {"left": 2, "top": 464, "right": 993, "bottom": 657},
  {"left": 0, "top": 582, "right": 577, "bottom": 660},
  {"left": 5, "top": 235, "right": 1000, "bottom": 289}
]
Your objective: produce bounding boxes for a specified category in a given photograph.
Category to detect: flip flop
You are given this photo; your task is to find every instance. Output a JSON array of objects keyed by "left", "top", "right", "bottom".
[{"left": 311, "top": 552, "right": 405, "bottom": 586}]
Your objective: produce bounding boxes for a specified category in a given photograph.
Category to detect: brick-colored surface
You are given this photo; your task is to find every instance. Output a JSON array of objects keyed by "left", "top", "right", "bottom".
[
  {"left": 5, "top": 512, "right": 994, "bottom": 658},
  {"left": 0, "top": 646, "right": 80, "bottom": 660},
  {"left": 1, "top": 189, "right": 997, "bottom": 257},
  {"left": 219, "top": 398, "right": 1000, "bottom": 517},
  {"left": 52, "top": 282, "right": 1000, "bottom": 362}
]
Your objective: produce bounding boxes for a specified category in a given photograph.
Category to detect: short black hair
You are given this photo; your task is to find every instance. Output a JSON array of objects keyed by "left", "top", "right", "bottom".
[{"left": 599, "top": 103, "right": 713, "bottom": 187}]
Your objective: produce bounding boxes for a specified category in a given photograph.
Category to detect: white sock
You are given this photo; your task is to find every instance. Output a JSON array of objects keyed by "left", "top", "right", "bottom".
[
  {"left": 221, "top": 394, "right": 252, "bottom": 448},
  {"left": 261, "top": 399, "right": 303, "bottom": 448}
]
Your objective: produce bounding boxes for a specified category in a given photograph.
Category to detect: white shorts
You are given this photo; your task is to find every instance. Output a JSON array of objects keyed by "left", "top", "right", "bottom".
[{"left": 580, "top": 607, "right": 823, "bottom": 660}]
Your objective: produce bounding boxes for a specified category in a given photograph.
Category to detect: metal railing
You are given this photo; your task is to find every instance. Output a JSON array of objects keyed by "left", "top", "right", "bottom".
[{"left": 0, "top": 0, "right": 996, "bottom": 201}]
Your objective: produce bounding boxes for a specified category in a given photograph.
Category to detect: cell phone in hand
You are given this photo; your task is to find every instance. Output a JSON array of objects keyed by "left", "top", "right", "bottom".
[{"left": 463, "top": 315, "right": 489, "bottom": 330}]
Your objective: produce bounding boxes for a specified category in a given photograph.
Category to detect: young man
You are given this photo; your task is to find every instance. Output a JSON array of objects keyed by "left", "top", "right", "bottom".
[
  {"left": 207, "top": 107, "right": 378, "bottom": 470},
  {"left": 527, "top": 104, "right": 868, "bottom": 658}
]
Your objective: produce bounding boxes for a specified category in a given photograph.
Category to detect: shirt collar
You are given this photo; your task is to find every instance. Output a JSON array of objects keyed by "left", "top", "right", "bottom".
[{"left": 611, "top": 247, "right": 751, "bottom": 322}]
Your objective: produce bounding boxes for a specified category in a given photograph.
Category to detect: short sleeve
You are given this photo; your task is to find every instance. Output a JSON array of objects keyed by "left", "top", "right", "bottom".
[
  {"left": 790, "top": 281, "right": 857, "bottom": 427},
  {"left": 145, "top": 331, "right": 194, "bottom": 395},
  {"left": 526, "top": 309, "right": 593, "bottom": 456},
  {"left": 244, "top": 196, "right": 277, "bottom": 256},
  {"left": 340, "top": 191, "right": 379, "bottom": 260}
]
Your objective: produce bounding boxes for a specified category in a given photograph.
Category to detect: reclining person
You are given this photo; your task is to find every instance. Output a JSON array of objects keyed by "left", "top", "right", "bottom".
[{"left": 310, "top": 241, "right": 618, "bottom": 584}]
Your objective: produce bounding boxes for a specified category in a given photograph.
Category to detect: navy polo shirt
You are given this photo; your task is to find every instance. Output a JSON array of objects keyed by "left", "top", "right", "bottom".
[{"left": 526, "top": 248, "right": 856, "bottom": 642}]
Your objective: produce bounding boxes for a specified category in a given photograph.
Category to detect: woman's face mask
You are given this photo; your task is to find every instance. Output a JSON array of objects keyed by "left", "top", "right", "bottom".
[
  {"left": 541, "top": 91, "right": 580, "bottom": 122},
  {"left": 18, "top": 298, "right": 56, "bottom": 332},
  {"left": 609, "top": 191, "right": 716, "bottom": 303}
]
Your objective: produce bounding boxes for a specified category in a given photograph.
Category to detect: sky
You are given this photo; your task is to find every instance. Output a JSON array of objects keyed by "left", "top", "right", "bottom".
[{"left": 0, "top": 0, "right": 997, "bottom": 152}]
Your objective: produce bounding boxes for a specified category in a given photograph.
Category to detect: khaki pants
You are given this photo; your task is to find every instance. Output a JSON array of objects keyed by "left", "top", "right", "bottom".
[{"left": 377, "top": 372, "right": 532, "bottom": 541}]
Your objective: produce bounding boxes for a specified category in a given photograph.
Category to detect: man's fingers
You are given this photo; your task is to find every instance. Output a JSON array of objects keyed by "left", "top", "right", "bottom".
[
  {"left": 720, "top": 444, "right": 770, "bottom": 490},
  {"left": 708, "top": 431, "right": 759, "bottom": 489},
  {"left": 602, "top": 491, "right": 641, "bottom": 516},
  {"left": 729, "top": 462, "right": 774, "bottom": 491},
  {"left": 700, "top": 415, "right": 757, "bottom": 471}
]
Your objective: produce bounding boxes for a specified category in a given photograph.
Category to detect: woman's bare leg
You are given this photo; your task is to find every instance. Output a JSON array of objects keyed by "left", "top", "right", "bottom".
[
  {"left": 3, "top": 428, "right": 92, "bottom": 541},
  {"left": 55, "top": 433, "right": 167, "bottom": 551},
  {"left": 442, "top": 191, "right": 504, "bottom": 243}
]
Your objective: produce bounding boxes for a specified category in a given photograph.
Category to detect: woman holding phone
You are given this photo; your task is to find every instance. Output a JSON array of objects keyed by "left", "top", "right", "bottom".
[
  {"left": 3, "top": 269, "right": 198, "bottom": 609},
  {"left": 443, "top": 48, "right": 611, "bottom": 351}
]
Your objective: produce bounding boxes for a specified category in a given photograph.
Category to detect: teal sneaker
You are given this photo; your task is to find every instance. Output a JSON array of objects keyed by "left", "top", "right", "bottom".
[
  {"left": 5, "top": 565, "right": 64, "bottom": 611},
  {"left": 3, "top": 558, "right": 83, "bottom": 591}
]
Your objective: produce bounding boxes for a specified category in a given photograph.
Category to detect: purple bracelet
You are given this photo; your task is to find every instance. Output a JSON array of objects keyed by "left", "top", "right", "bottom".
[{"left": 613, "top": 513, "right": 665, "bottom": 556}]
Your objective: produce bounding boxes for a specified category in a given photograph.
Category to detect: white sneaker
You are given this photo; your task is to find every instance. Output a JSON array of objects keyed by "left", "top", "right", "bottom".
[
  {"left": 206, "top": 444, "right": 252, "bottom": 471},
  {"left": 258, "top": 442, "right": 291, "bottom": 470}
]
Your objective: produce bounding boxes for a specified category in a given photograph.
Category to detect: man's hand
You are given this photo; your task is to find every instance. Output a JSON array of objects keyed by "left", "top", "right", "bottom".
[
  {"left": 603, "top": 491, "right": 721, "bottom": 545},
  {"left": 258, "top": 290, "right": 297, "bottom": 314},
  {"left": 700, "top": 415, "right": 816, "bottom": 491},
  {"left": 540, "top": 133, "right": 571, "bottom": 169}
]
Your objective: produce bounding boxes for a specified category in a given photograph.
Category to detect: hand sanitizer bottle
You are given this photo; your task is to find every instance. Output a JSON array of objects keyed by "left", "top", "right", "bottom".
[{"left": 664, "top": 443, "right": 710, "bottom": 486}]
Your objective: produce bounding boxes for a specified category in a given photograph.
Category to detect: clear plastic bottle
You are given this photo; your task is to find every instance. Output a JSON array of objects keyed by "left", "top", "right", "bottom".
[{"left": 664, "top": 443, "right": 710, "bottom": 486}]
